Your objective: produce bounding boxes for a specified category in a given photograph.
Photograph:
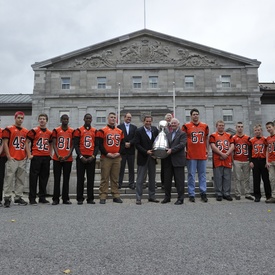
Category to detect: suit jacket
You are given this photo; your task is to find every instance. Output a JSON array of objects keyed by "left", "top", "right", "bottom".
[
  {"left": 166, "top": 129, "right": 187, "bottom": 167},
  {"left": 135, "top": 126, "right": 159, "bottom": 166},
  {"left": 117, "top": 123, "right": 137, "bottom": 155}
]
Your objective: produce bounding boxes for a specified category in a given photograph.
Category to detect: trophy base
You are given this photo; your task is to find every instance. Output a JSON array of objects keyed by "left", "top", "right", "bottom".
[{"left": 153, "top": 148, "right": 168, "bottom": 159}]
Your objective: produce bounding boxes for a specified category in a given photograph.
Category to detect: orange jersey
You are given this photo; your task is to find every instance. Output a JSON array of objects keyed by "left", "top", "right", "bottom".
[
  {"left": 73, "top": 126, "right": 97, "bottom": 156},
  {"left": 2, "top": 125, "right": 28, "bottom": 160},
  {"left": 266, "top": 134, "right": 275, "bottom": 162},
  {"left": 96, "top": 125, "right": 124, "bottom": 157},
  {"left": 52, "top": 126, "right": 74, "bottom": 161},
  {"left": 250, "top": 136, "right": 267, "bottom": 159},
  {"left": 232, "top": 134, "right": 251, "bottom": 161},
  {"left": 182, "top": 122, "right": 209, "bottom": 160},
  {"left": 209, "top": 131, "right": 233, "bottom": 168},
  {"left": 27, "top": 127, "right": 52, "bottom": 156}
]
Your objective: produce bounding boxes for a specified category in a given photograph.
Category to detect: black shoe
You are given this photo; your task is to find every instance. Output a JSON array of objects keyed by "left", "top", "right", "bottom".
[
  {"left": 29, "top": 200, "right": 38, "bottom": 206},
  {"left": 254, "top": 198, "right": 261, "bottom": 202},
  {"left": 136, "top": 200, "right": 142, "bottom": 205},
  {"left": 77, "top": 201, "right": 83, "bottom": 205},
  {"left": 223, "top": 195, "right": 233, "bottom": 201},
  {"left": 129, "top": 185, "right": 135, "bottom": 190},
  {"left": 87, "top": 200, "right": 95, "bottom": 204},
  {"left": 113, "top": 198, "right": 123, "bottom": 203},
  {"left": 14, "top": 198, "right": 28, "bottom": 206},
  {"left": 4, "top": 199, "right": 11, "bottom": 208},
  {"left": 201, "top": 194, "right": 208, "bottom": 203},
  {"left": 148, "top": 198, "right": 159, "bottom": 203},
  {"left": 63, "top": 201, "right": 72, "bottom": 205},
  {"left": 189, "top": 196, "right": 195, "bottom": 202},
  {"left": 245, "top": 195, "right": 254, "bottom": 201},
  {"left": 52, "top": 201, "right": 59, "bottom": 205},
  {"left": 39, "top": 199, "right": 50, "bottom": 204},
  {"left": 99, "top": 199, "right": 106, "bottom": 204},
  {"left": 235, "top": 196, "right": 241, "bottom": 200},
  {"left": 216, "top": 196, "right": 222, "bottom": 201},
  {"left": 174, "top": 199, "right": 183, "bottom": 205},
  {"left": 161, "top": 198, "right": 171, "bottom": 204}
]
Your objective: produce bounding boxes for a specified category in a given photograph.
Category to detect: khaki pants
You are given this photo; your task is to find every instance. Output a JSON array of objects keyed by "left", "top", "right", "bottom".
[
  {"left": 4, "top": 159, "right": 26, "bottom": 199},
  {"left": 99, "top": 157, "right": 121, "bottom": 199},
  {"left": 268, "top": 161, "right": 275, "bottom": 197},
  {"left": 233, "top": 160, "right": 251, "bottom": 197}
]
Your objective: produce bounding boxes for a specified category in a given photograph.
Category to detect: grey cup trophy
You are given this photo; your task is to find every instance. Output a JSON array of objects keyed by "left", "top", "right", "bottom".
[{"left": 152, "top": 120, "right": 169, "bottom": 159}]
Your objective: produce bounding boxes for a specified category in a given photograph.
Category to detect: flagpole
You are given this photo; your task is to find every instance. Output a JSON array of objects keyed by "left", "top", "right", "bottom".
[
  {"left": 118, "top": 82, "right": 121, "bottom": 125},
  {"left": 173, "top": 82, "right": 176, "bottom": 117},
  {"left": 144, "top": 0, "right": 146, "bottom": 28}
]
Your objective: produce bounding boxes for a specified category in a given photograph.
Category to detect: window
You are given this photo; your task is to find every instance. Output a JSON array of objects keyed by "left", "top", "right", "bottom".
[
  {"left": 149, "top": 76, "right": 158, "bottom": 88},
  {"left": 185, "top": 109, "right": 191, "bottom": 122},
  {"left": 185, "top": 76, "right": 194, "bottom": 88},
  {"left": 223, "top": 109, "right": 233, "bottom": 122},
  {"left": 61, "top": 77, "right": 70, "bottom": 90},
  {"left": 132, "top": 76, "right": 142, "bottom": 88},
  {"left": 97, "top": 77, "right": 106, "bottom": 89},
  {"left": 96, "top": 111, "right": 106, "bottom": 123},
  {"left": 221, "top": 75, "right": 231, "bottom": 88}
]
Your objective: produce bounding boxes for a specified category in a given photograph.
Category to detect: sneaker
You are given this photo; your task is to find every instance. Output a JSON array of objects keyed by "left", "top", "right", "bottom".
[
  {"left": 29, "top": 200, "right": 38, "bottom": 206},
  {"left": 14, "top": 198, "right": 28, "bottom": 206},
  {"left": 39, "top": 199, "right": 50, "bottom": 204},
  {"left": 4, "top": 199, "right": 11, "bottom": 208},
  {"left": 201, "top": 194, "right": 208, "bottom": 203},
  {"left": 77, "top": 201, "right": 83, "bottom": 205},
  {"left": 52, "top": 200, "right": 59, "bottom": 205},
  {"left": 265, "top": 197, "right": 275, "bottom": 203},
  {"left": 235, "top": 196, "right": 241, "bottom": 200},
  {"left": 189, "top": 196, "right": 195, "bottom": 202},
  {"left": 63, "top": 200, "right": 72, "bottom": 205},
  {"left": 245, "top": 195, "right": 254, "bottom": 201},
  {"left": 254, "top": 198, "right": 261, "bottom": 202},
  {"left": 87, "top": 200, "right": 95, "bottom": 204},
  {"left": 99, "top": 199, "right": 106, "bottom": 204},
  {"left": 113, "top": 198, "right": 123, "bottom": 203}
]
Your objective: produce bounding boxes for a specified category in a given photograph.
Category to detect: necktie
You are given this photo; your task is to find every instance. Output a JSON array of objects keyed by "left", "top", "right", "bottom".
[{"left": 172, "top": 130, "right": 176, "bottom": 140}]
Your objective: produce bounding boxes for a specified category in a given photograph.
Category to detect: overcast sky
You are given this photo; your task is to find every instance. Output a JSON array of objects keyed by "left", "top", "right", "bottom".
[{"left": 0, "top": 0, "right": 274, "bottom": 94}]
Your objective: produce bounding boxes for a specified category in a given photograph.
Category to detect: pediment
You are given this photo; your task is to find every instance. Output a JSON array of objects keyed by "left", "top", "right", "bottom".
[{"left": 32, "top": 29, "right": 260, "bottom": 70}]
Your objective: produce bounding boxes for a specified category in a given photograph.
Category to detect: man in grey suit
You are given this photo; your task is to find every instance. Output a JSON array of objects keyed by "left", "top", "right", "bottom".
[
  {"left": 135, "top": 115, "right": 159, "bottom": 205},
  {"left": 117, "top": 113, "right": 137, "bottom": 189},
  {"left": 161, "top": 118, "right": 187, "bottom": 205}
]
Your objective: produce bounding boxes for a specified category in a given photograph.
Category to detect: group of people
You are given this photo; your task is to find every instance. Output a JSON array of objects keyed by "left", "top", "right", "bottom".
[{"left": 0, "top": 109, "right": 275, "bottom": 208}]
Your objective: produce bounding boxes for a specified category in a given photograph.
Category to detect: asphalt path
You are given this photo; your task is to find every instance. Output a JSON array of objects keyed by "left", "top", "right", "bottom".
[{"left": 1, "top": 197, "right": 275, "bottom": 275}]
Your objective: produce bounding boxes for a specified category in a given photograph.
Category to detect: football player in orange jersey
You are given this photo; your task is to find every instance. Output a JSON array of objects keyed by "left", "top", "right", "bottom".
[
  {"left": 209, "top": 120, "right": 235, "bottom": 201},
  {"left": 182, "top": 108, "right": 209, "bottom": 202},
  {"left": 265, "top": 121, "right": 275, "bottom": 203},
  {"left": 2, "top": 111, "right": 29, "bottom": 207},
  {"left": 73, "top": 113, "right": 98, "bottom": 205},
  {"left": 52, "top": 114, "right": 74, "bottom": 205},
  {"left": 232, "top": 122, "right": 253, "bottom": 200},
  {"left": 26, "top": 113, "right": 52, "bottom": 205},
  {"left": 97, "top": 112, "right": 124, "bottom": 204},
  {"left": 249, "top": 124, "right": 271, "bottom": 202}
]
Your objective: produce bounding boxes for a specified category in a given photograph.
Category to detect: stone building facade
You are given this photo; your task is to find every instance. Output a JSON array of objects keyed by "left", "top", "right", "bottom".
[{"left": 31, "top": 29, "right": 261, "bottom": 135}]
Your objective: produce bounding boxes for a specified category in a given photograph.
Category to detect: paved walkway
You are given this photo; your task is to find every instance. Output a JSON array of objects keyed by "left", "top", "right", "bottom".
[{"left": 1, "top": 197, "right": 274, "bottom": 275}]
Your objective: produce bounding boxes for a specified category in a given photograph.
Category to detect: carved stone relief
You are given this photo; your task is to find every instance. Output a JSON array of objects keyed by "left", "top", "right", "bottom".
[{"left": 50, "top": 38, "right": 220, "bottom": 69}]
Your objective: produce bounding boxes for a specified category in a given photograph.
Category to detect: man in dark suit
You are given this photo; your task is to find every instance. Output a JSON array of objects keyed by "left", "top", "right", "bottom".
[
  {"left": 135, "top": 115, "right": 159, "bottom": 205},
  {"left": 161, "top": 118, "right": 187, "bottom": 205},
  {"left": 117, "top": 113, "right": 137, "bottom": 189}
]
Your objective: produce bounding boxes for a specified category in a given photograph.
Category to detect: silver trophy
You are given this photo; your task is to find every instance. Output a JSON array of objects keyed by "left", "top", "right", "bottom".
[{"left": 152, "top": 120, "right": 169, "bottom": 159}]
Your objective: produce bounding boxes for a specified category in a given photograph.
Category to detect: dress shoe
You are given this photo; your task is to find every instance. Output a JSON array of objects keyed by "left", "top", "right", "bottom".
[
  {"left": 254, "top": 198, "right": 260, "bottom": 202},
  {"left": 235, "top": 196, "right": 241, "bottom": 200},
  {"left": 136, "top": 200, "right": 142, "bottom": 205},
  {"left": 189, "top": 196, "right": 195, "bottom": 202},
  {"left": 99, "top": 199, "right": 106, "bottom": 204},
  {"left": 63, "top": 200, "right": 72, "bottom": 205},
  {"left": 223, "top": 195, "right": 233, "bottom": 201},
  {"left": 87, "top": 200, "right": 95, "bottom": 204},
  {"left": 52, "top": 201, "right": 59, "bottom": 205},
  {"left": 113, "top": 198, "right": 123, "bottom": 203},
  {"left": 161, "top": 198, "right": 171, "bottom": 204},
  {"left": 201, "top": 194, "right": 208, "bottom": 203},
  {"left": 216, "top": 196, "right": 222, "bottom": 201},
  {"left": 129, "top": 185, "right": 135, "bottom": 190},
  {"left": 174, "top": 199, "right": 183, "bottom": 205},
  {"left": 148, "top": 198, "right": 159, "bottom": 203},
  {"left": 77, "top": 201, "right": 83, "bottom": 205},
  {"left": 39, "top": 198, "right": 50, "bottom": 204}
]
